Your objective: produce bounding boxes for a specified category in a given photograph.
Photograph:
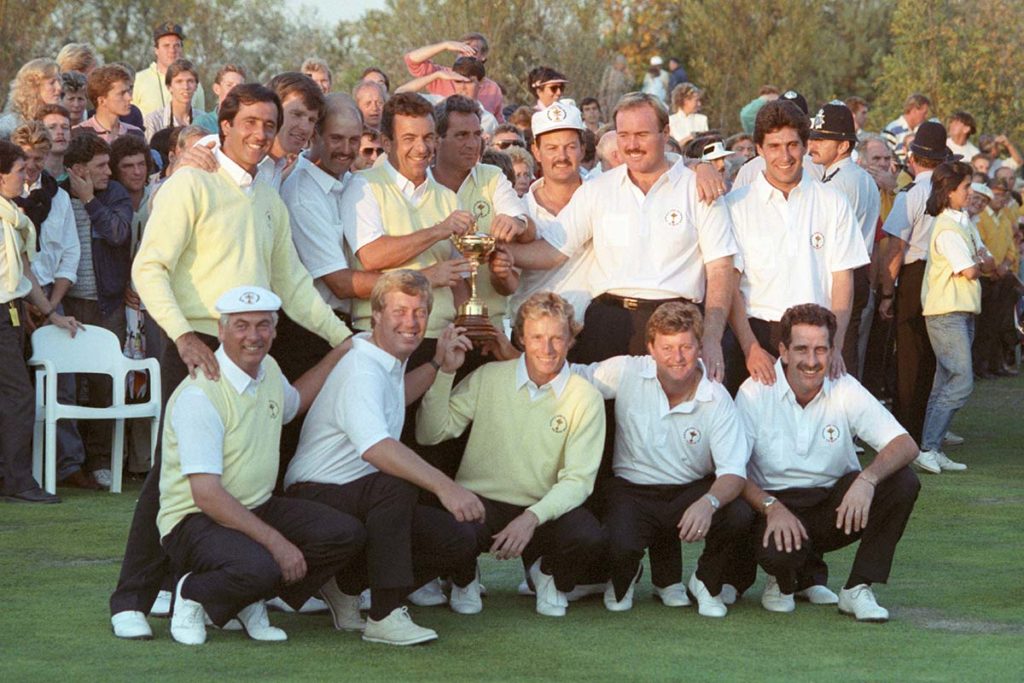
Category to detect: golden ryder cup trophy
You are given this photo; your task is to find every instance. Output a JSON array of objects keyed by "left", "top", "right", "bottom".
[{"left": 450, "top": 232, "right": 498, "bottom": 344}]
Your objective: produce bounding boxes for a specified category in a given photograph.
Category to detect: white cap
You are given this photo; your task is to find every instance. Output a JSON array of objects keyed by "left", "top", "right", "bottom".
[
  {"left": 970, "top": 182, "right": 993, "bottom": 200},
  {"left": 531, "top": 102, "right": 585, "bottom": 138},
  {"left": 650, "top": 56, "right": 664, "bottom": 66},
  {"left": 215, "top": 286, "right": 282, "bottom": 314},
  {"left": 700, "top": 141, "right": 737, "bottom": 162}
]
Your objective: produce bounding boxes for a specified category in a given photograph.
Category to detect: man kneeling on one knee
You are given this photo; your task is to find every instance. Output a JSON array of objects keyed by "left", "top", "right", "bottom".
[
  {"left": 571, "top": 302, "right": 753, "bottom": 617},
  {"left": 157, "top": 286, "right": 365, "bottom": 645},
  {"left": 736, "top": 303, "right": 921, "bottom": 622},
  {"left": 416, "top": 292, "right": 607, "bottom": 617}
]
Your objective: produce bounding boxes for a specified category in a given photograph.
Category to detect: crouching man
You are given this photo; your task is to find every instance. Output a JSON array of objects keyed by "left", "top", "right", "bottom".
[
  {"left": 156, "top": 286, "right": 365, "bottom": 645},
  {"left": 416, "top": 292, "right": 606, "bottom": 617},
  {"left": 736, "top": 303, "right": 920, "bottom": 622}
]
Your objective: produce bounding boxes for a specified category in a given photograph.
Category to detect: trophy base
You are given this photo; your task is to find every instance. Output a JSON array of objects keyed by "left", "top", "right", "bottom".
[{"left": 454, "top": 314, "right": 497, "bottom": 345}]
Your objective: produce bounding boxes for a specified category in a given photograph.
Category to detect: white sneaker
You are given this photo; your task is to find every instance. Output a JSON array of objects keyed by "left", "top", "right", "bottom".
[
  {"left": 796, "top": 584, "right": 839, "bottom": 605},
  {"left": 566, "top": 582, "right": 606, "bottom": 602},
  {"left": 362, "top": 606, "right": 438, "bottom": 646},
  {"left": 942, "top": 430, "right": 965, "bottom": 446},
  {"left": 760, "top": 576, "right": 795, "bottom": 613},
  {"left": 319, "top": 577, "right": 366, "bottom": 632},
  {"left": 236, "top": 601, "right": 287, "bottom": 642},
  {"left": 719, "top": 584, "right": 738, "bottom": 606},
  {"left": 913, "top": 450, "right": 942, "bottom": 474},
  {"left": 266, "top": 595, "right": 329, "bottom": 614},
  {"left": 653, "top": 582, "right": 692, "bottom": 607},
  {"left": 170, "top": 573, "right": 206, "bottom": 645},
  {"left": 603, "top": 579, "right": 635, "bottom": 612},
  {"left": 111, "top": 610, "right": 153, "bottom": 640},
  {"left": 934, "top": 451, "right": 967, "bottom": 471},
  {"left": 408, "top": 578, "right": 448, "bottom": 607},
  {"left": 687, "top": 573, "right": 727, "bottom": 617},
  {"left": 529, "top": 558, "right": 568, "bottom": 617},
  {"left": 517, "top": 579, "right": 534, "bottom": 596},
  {"left": 838, "top": 584, "right": 889, "bottom": 622},
  {"left": 150, "top": 590, "right": 172, "bottom": 617},
  {"left": 92, "top": 468, "right": 113, "bottom": 489},
  {"left": 449, "top": 577, "right": 483, "bottom": 615}
]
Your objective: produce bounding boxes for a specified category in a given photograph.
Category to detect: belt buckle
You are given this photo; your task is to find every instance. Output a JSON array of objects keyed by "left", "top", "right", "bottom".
[{"left": 622, "top": 297, "right": 639, "bottom": 311}]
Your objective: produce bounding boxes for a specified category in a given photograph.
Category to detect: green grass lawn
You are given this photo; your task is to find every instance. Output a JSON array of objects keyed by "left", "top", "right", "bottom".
[{"left": 3, "top": 376, "right": 1023, "bottom": 682}]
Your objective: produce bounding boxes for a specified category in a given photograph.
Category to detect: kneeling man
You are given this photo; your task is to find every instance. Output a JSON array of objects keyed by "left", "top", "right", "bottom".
[
  {"left": 157, "top": 286, "right": 364, "bottom": 645},
  {"left": 572, "top": 302, "right": 752, "bottom": 616},
  {"left": 416, "top": 292, "right": 606, "bottom": 617},
  {"left": 736, "top": 303, "right": 920, "bottom": 622}
]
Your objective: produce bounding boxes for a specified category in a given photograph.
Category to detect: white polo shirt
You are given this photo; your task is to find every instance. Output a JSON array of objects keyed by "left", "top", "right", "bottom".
[
  {"left": 510, "top": 176, "right": 594, "bottom": 319},
  {"left": 881, "top": 170, "right": 934, "bottom": 265},
  {"left": 573, "top": 356, "right": 749, "bottom": 486},
  {"left": 27, "top": 185, "right": 79, "bottom": 287},
  {"left": 557, "top": 158, "right": 738, "bottom": 301},
  {"left": 822, "top": 156, "right": 881, "bottom": 257},
  {"left": 727, "top": 170, "right": 869, "bottom": 322},
  {"left": 731, "top": 154, "right": 824, "bottom": 191},
  {"left": 284, "top": 335, "right": 406, "bottom": 488},
  {"left": 735, "top": 359, "right": 907, "bottom": 490},
  {"left": 280, "top": 154, "right": 352, "bottom": 313}
]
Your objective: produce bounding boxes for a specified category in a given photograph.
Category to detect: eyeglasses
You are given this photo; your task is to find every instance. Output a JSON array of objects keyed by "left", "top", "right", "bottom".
[
  {"left": 545, "top": 84, "right": 565, "bottom": 93},
  {"left": 495, "top": 140, "right": 524, "bottom": 150},
  {"left": 360, "top": 146, "right": 384, "bottom": 158}
]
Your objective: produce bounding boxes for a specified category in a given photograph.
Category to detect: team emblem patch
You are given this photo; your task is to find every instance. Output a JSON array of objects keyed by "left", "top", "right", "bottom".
[
  {"left": 684, "top": 427, "right": 701, "bottom": 445},
  {"left": 811, "top": 232, "right": 825, "bottom": 249},
  {"left": 268, "top": 401, "right": 280, "bottom": 419},
  {"left": 665, "top": 208, "right": 683, "bottom": 226},
  {"left": 546, "top": 106, "right": 566, "bottom": 122},
  {"left": 811, "top": 109, "right": 825, "bottom": 130},
  {"left": 822, "top": 425, "right": 840, "bottom": 443},
  {"left": 473, "top": 200, "right": 491, "bottom": 219},
  {"left": 239, "top": 291, "right": 261, "bottom": 305},
  {"left": 550, "top": 415, "right": 568, "bottom": 433}
]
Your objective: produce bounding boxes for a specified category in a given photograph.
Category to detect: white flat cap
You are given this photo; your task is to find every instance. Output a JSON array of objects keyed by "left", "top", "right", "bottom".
[
  {"left": 970, "top": 182, "right": 993, "bottom": 200},
  {"left": 532, "top": 102, "right": 585, "bottom": 137},
  {"left": 215, "top": 285, "right": 281, "bottom": 314},
  {"left": 700, "top": 141, "right": 737, "bottom": 162}
]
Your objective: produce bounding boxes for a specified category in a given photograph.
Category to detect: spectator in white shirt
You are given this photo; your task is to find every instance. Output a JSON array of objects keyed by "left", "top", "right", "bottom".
[{"left": 668, "top": 83, "right": 708, "bottom": 147}]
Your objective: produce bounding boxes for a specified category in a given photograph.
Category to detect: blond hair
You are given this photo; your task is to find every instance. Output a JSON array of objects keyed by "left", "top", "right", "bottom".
[
  {"left": 56, "top": 43, "right": 98, "bottom": 74},
  {"left": 5, "top": 58, "right": 60, "bottom": 121},
  {"left": 514, "top": 291, "right": 582, "bottom": 342},
  {"left": 645, "top": 302, "right": 704, "bottom": 346},
  {"left": 369, "top": 270, "right": 433, "bottom": 324},
  {"left": 10, "top": 120, "right": 52, "bottom": 152},
  {"left": 612, "top": 91, "right": 669, "bottom": 130}
]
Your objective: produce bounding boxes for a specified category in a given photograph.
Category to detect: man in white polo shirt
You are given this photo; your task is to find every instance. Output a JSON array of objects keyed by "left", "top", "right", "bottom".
[
  {"left": 507, "top": 92, "right": 734, "bottom": 376},
  {"left": 284, "top": 270, "right": 482, "bottom": 645},
  {"left": 724, "top": 100, "right": 869, "bottom": 394},
  {"left": 736, "top": 304, "right": 920, "bottom": 622},
  {"left": 570, "top": 302, "right": 752, "bottom": 617},
  {"left": 156, "top": 286, "right": 363, "bottom": 646},
  {"left": 807, "top": 102, "right": 880, "bottom": 377}
]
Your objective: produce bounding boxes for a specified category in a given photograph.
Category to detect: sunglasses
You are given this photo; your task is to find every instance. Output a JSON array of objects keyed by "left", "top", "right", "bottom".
[
  {"left": 495, "top": 140, "right": 524, "bottom": 150},
  {"left": 545, "top": 84, "right": 565, "bottom": 93},
  {"left": 360, "top": 146, "right": 384, "bottom": 158}
]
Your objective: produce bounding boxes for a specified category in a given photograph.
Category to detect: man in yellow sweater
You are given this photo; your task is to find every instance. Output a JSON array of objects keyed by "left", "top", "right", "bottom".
[
  {"left": 416, "top": 292, "right": 607, "bottom": 617},
  {"left": 158, "top": 285, "right": 362, "bottom": 645},
  {"left": 111, "top": 83, "right": 353, "bottom": 639}
]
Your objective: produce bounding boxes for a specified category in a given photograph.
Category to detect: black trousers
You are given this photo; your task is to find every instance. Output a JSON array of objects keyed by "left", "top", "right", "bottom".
[
  {"left": 862, "top": 288, "right": 896, "bottom": 400},
  {"left": 724, "top": 317, "right": 783, "bottom": 396},
  {"left": 162, "top": 495, "right": 365, "bottom": 626},
  {"left": 973, "top": 277, "right": 1016, "bottom": 373},
  {"left": 0, "top": 299, "right": 37, "bottom": 495},
  {"left": 843, "top": 264, "right": 871, "bottom": 378},
  {"left": 603, "top": 476, "right": 755, "bottom": 600},
  {"left": 286, "top": 473, "right": 477, "bottom": 602},
  {"left": 893, "top": 261, "right": 935, "bottom": 442},
  {"left": 109, "top": 331, "right": 219, "bottom": 616},
  {"left": 753, "top": 468, "right": 920, "bottom": 594},
  {"left": 452, "top": 497, "right": 606, "bottom": 592}
]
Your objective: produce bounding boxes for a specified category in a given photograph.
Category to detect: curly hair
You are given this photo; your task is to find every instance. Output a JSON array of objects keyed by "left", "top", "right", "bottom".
[
  {"left": 5, "top": 58, "right": 61, "bottom": 121},
  {"left": 11, "top": 120, "right": 52, "bottom": 152},
  {"left": 780, "top": 304, "right": 837, "bottom": 348},
  {"left": 379, "top": 92, "right": 433, "bottom": 141}
]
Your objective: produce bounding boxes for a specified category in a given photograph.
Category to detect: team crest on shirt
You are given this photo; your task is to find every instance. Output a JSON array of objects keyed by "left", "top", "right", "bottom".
[
  {"left": 550, "top": 415, "right": 568, "bottom": 433},
  {"left": 472, "top": 200, "right": 491, "bottom": 219},
  {"left": 811, "top": 232, "right": 825, "bottom": 249},
  {"left": 665, "top": 209, "right": 683, "bottom": 226},
  {"left": 268, "top": 401, "right": 280, "bottom": 419},
  {"left": 822, "top": 425, "right": 840, "bottom": 443},
  {"left": 684, "top": 427, "right": 701, "bottom": 445}
]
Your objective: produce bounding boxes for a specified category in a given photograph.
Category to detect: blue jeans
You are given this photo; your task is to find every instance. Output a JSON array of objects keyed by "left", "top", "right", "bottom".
[
  {"left": 921, "top": 312, "right": 975, "bottom": 451},
  {"left": 40, "top": 286, "right": 87, "bottom": 479}
]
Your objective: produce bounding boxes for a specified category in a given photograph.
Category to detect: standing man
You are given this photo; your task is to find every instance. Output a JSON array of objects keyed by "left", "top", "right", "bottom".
[
  {"left": 302, "top": 58, "right": 333, "bottom": 94},
  {"left": 76, "top": 65, "right": 144, "bottom": 143},
  {"left": 598, "top": 55, "right": 631, "bottom": 122},
  {"left": 403, "top": 34, "right": 504, "bottom": 123},
  {"left": 110, "top": 83, "right": 353, "bottom": 640},
  {"left": 133, "top": 22, "right": 206, "bottom": 117},
  {"left": 194, "top": 65, "right": 247, "bottom": 134},
  {"left": 807, "top": 102, "right": 881, "bottom": 376},
  {"left": 878, "top": 121, "right": 956, "bottom": 444},
  {"left": 736, "top": 304, "right": 920, "bottom": 622},
  {"left": 724, "top": 100, "right": 868, "bottom": 394},
  {"left": 416, "top": 292, "right": 607, "bottom": 617},
  {"left": 159, "top": 286, "right": 363, "bottom": 645},
  {"left": 883, "top": 94, "right": 931, "bottom": 160},
  {"left": 507, "top": 93, "right": 734, "bottom": 374}
]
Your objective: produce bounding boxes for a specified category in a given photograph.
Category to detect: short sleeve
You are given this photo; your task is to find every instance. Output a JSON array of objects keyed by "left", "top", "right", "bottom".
[
  {"left": 839, "top": 377, "right": 907, "bottom": 452},
  {"left": 335, "top": 368, "right": 394, "bottom": 456},
  {"left": 340, "top": 175, "right": 385, "bottom": 254},
  {"left": 569, "top": 355, "right": 628, "bottom": 399},
  {"left": 935, "top": 230, "right": 975, "bottom": 273},
  {"left": 171, "top": 387, "right": 226, "bottom": 476}
]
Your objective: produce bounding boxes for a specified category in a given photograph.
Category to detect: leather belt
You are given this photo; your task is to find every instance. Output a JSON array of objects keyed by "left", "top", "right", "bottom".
[{"left": 595, "top": 293, "right": 692, "bottom": 312}]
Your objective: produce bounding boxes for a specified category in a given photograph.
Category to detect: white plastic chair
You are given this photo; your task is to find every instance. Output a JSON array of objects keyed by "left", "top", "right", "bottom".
[{"left": 29, "top": 324, "right": 161, "bottom": 494}]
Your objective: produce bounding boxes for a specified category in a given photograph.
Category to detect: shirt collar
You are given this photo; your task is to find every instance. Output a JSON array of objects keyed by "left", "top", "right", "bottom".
[
  {"left": 515, "top": 354, "right": 570, "bottom": 398},
  {"left": 214, "top": 346, "right": 265, "bottom": 395},
  {"left": 383, "top": 157, "right": 431, "bottom": 194},
  {"left": 754, "top": 167, "right": 813, "bottom": 202},
  {"left": 943, "top": 207, "right": 969, "bottom": 225},
  {"left": 216, "top": 149, "right": 256, "bottom": 189},
  {"left": 298, "top": 154, "right": 346, "bottom": 194},
  {"left": 825, "top": 155, "right": 854, "bottom": 175},
  {"left": 915, "top": 170, "right": 933, "bottom": 184},
  {"left": 354, "top": 335, "right": 406, "bottom": 375}
]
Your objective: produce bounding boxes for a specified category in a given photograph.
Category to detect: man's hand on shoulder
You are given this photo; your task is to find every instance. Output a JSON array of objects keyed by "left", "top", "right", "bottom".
[
  {"left": 176, "top": 331, "right": 220, "bottom": 380},
  {"left": 177, "top": 140, "right": 219, "bottom": 174},
  {"left": 745, "top": 342, "right": 777, "bottom": 385}
]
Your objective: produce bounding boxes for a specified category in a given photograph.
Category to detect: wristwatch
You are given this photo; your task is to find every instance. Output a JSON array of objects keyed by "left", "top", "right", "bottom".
[
  {"left": 761, "top": 496, "right": 778, "bottom": 513},
  {"left": 704, "top": 493, "right": 720, "bottom": 511}
]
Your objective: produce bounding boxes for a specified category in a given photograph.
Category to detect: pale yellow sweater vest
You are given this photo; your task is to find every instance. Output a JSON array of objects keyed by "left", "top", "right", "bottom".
[
  {"left": 457, "top": 164, "right": 510, "bottom": 327},
  {"left": 157, "top": 357, "right": 285, "bottom": 539},
  {"left": 922, "top": 213, "right": 982, "bottom": 316},
  {"left": 350, "top": 164, "right": 458, "bottom": 337}
]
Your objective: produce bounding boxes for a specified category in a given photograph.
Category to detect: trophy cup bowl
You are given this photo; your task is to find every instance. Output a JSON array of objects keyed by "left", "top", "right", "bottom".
[{"left": 451, "top": 232, "right": 498, "bottom": 345}]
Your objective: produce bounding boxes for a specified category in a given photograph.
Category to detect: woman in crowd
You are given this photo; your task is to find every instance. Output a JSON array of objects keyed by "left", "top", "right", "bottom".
[
  {"left": 0, "top": 58, "right": 64, "bottom": 137},
  {"left": 668, "top": 82, "right": 708, "bottom": 146}
]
